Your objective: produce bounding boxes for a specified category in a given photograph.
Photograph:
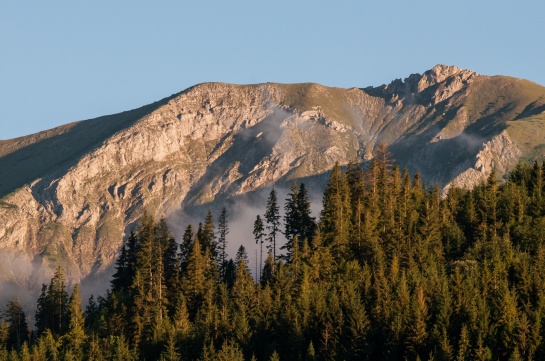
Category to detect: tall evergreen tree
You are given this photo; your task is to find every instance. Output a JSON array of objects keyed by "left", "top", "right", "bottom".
[
  {"left": 320, "top": 162, "right": 352, "bottom": 259},
  {"left": 297, "top": 183, "right": 316, "bottom": 243},
  {"left": 64, "top": 284, "right": 86, "bottom": 359},
  {"left": 200, "top": 210, "right": 217, "bottom": 259},
  {"left": 135, "top": 212, "right": 156, "bottom": 296},
  {"left": 281, "top": 181, "right": 316, "bottom": 263},
  {"left": 217, "top": 207, "right": 229, "bottom": 279},
  {"left": 125, "top": 231, "right": 139, "bottom": 290},
  {"left": 321, "top": 162, "right": 342, "bottom": 241},
  {"left": 254, "top": 215, "right": 265, "bottom": 282},
  {"left": 261, "top": 251, "right": 275, "bottom": 287},
  {"left": 284, "top": 181, "right": 301, "bottom": 242},
  {"left": 265, "top": 187, "right": 281, "bottom": 262},
  {"left": 35, "top": 284, "right": 50, "bottom": 336},
  {"left": 2, "top": 298, "right": 29, "bottom": 351},
  {"left": 181, "top": 240, "right": 209, "bottom": 318},
  {"left": 35, "top": 266, "right": 70, "bottom": 336},
  {"left": 111, "top": 241, "right": 128, "bottom": 294},
  {"left": 180, "top": 224, "right": 195, "bottom": 273},
  {"left": 156, "top": 218, "right": 180, "bottom": 314},
  {"left": 235, "top": 245, "right": 250, "bottom": 273}
]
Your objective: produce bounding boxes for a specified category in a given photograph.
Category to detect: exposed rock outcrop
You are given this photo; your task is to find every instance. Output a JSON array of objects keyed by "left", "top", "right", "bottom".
[{"left": 1, "top": 65, "right": 545, "bottom": 291}]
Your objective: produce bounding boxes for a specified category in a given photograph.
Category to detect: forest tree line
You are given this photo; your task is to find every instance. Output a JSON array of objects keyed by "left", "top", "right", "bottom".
[{"left": 3, "top": 147, "right": 545, "bottom": 360}]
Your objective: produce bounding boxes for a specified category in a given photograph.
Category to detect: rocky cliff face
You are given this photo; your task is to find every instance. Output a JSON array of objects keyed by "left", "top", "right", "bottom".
[{"left": 1, "top": 65, "right": 545, "bottom": 291}]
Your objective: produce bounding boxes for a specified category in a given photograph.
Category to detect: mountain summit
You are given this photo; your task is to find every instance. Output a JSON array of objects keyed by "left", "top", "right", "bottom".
[{"left": 1, "top": 65, "right": 545, "bottom": 290}]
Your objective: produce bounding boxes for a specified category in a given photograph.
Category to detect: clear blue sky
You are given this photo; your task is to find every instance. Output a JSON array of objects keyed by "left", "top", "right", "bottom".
[{"left": 1, "top": 1, "right": 544, "bottom": 140}]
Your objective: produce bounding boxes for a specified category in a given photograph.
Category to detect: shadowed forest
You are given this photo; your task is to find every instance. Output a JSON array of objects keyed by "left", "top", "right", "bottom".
[{"left": 3, "top": 147, "right": 545, "bottom": 360}]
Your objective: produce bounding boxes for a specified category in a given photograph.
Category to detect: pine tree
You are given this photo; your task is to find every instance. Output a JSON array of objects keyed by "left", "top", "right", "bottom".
[
  {"left": 215, "top": 341, "right": 245, "bottom": 361},
  {"left": 283, "top": 181, "right": 317, "bottom": 262},
  {"left": 497, "top": 284, "right": 518, "bottom": 359},
  {"left": 64, "top": 284, "right": 86, "bottom": 359},
  {"left": 38, "top": 328, "right": 60, "bottom": 361},
  {"left": 180, "top": 224, "right": 195, "bottom": 273},
  {"left": 200, "top": 210, "right": 217, "bottom": 259},
  {"left": 253, "top": 215, "right": 265, "bottom": 282},
  {"left": 346, "top": 160, "right": 366, "bottom": 257},
  {"left": 284, "top": 181, "right": 301, "bottom": 242},
  {"left": 265, "top": 187, "right": 281, "bottom": 262},
  {"left": 529, "top": 160, "right": 544, "bottom": 217},
  {"left": 160, "top": 324, "right": 181, "bottom": 361},
  {"left": 321, "top": 162, "right": 342, "bottom": 242},
  {"left": 270, "top": 350, "right": 280, "bottom": 361},
  {"left": 483, "top": 170, "right": 500, "bottom": 240},
  {"left": 19, "top": 342, "right": 31, "bottom": 361},
  {"left": 407, "top": 286, "right": 429, "bottom": 359},
  {"left": 2, "top": 298, "right": 29, "bottom": 351},
  {"left": 125, "top": 231, "right": 139, "bottom": 291},
  {"left": 320, "top": 162, "right": 352, "bottom": 259},
  {"left": 135, "top": 212, "right": 156, "bottom": 298},
  {"left": 217, "top": 207, "right": 229, "bottom": 279},
  {"left": 261, "top": 251, "right": 275, "bottom": 287},
  {"left": 181, "top": 240, "right": 208, "bottom": 318},
  {"left": 307, "top": 341, "right": 316, "bottom": 361},
  {"left": 172, "top": 291, "right": 191, "bottom": 336},
  {"left": 224, "top": 259, "right": 237, "bottom": 289},
  {"left": 297, "top": 183, "right": 317, "bottom": 244},
  {"left": 35, "top": 266, "right": 70, "bottom": 336},
  {"left": 456, "top": 324, "right": 471, "bottom": 361},
  {"left": 111, "top": 241, "right": 128, "bottom": 294},
  {"left": 156, "top": 218, "right": 180, "bottom": 316},
  {"left": 232, "top": 258, "right": 255, "bottom": 346},
  {"left": 196, "top": 222, "right": 205, "bottom": 250},
  {"left": 235, "top": 245, "right": 251, "bottom": 275},
  {"left": 107, "top": 335, "right": 134, "bottom": 361}
]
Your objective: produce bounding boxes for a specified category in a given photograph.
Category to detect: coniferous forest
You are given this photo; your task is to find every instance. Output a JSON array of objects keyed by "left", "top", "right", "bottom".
[{"left": 4, "top": 148, "right": 545, "bottom": 360}]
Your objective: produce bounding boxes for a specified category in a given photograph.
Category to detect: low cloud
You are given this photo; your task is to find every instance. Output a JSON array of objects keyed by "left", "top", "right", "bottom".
[{"left": 167, "top": 182, "right": 323, "bottom": 279}]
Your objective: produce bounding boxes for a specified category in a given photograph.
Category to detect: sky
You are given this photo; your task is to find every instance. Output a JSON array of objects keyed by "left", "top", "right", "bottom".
[{"left": 1, "top": 1, "right": 544, "bottom": 140}]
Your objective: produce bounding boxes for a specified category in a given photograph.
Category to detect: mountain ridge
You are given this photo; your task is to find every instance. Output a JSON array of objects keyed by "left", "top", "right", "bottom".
[{"left": 1, "top": 64, "right": 545, "bottom": 293}]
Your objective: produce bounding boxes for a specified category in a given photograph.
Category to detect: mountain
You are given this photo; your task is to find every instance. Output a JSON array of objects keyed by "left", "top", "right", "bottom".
[{"left": 1, "top": 64, "right": 545, "bottom": 292}]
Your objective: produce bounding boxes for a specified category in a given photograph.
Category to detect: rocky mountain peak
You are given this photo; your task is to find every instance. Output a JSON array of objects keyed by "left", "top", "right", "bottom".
[
  {"left": 379, "top": 64, "right": 477, "bottom": 99},
  {"left": 417, "top": 64, "right": 477, "bottom": 91},
  {"left": 1, "top": 66, "right": 545, "bottom": 298}
]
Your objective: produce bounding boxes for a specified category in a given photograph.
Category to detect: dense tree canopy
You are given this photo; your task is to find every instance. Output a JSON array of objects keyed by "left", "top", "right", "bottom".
[{"left": 4, "top": 156, "right": 545, "bottom": 360}]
